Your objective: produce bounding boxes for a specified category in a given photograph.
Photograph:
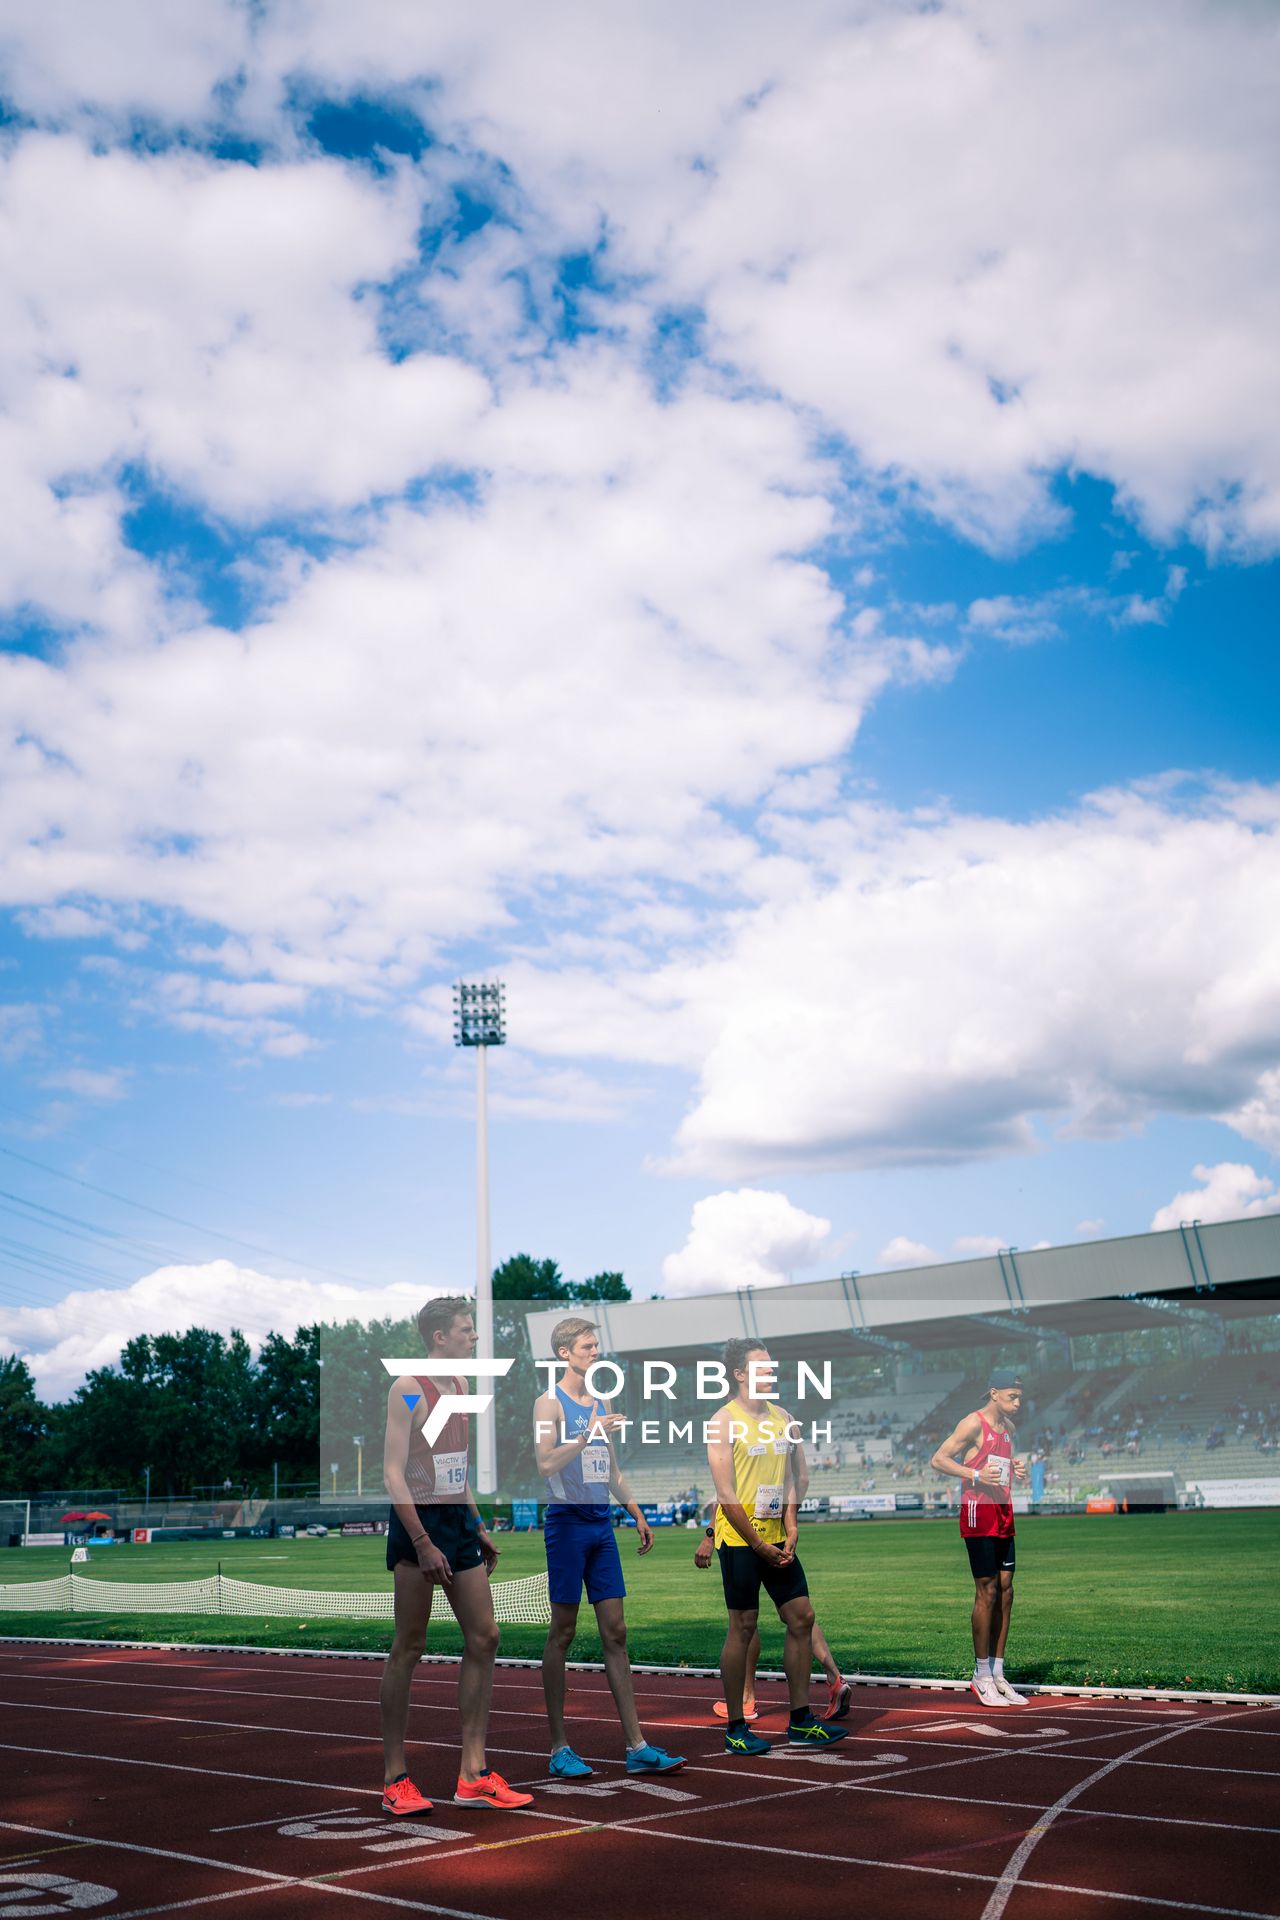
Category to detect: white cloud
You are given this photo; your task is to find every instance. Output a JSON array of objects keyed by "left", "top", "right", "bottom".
[
  {"left": 661, "top": 1188, "right": 831, "bottom": 1298},
  {"left": 41, "top": 1067, "right": 129, "bottom": 1101},
  {"left": 952, "top": 1234, "right": 1005, "bottom": 1259},
  {"left": 877, "top": 1236, "right": 940, "bottom": 1270},
  {"left": 1075, "top": 1218, "right": 1106, "bottom": 1236},
  {"left": 0, "top": 1002, "right": 44, "bottom": 1061},
  {"left": 1150, "top": 1163, "right": 1280, "bottom": 1234},
  {"left": 496, "top": 782, "right": 1280, "bottom": 1177},
  {"left": 0, "top": 1259, "right": 431, "bottom": 1400},
  {"left": 1221, "top": 1068, "right": 1280, "bottom": 1157}
]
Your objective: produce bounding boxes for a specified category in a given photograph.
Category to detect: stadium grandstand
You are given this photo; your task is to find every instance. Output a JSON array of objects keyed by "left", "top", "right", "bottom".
[{"left": 525, "top": 1212, "right": 1280, "bottom": 1517}]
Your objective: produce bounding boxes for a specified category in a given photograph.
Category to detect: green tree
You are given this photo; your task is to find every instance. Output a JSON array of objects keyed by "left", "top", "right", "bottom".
[
  {"left": 251, "top": 1325, "right": 321, "bottom": 1487},
  {"left": 0, "top": 1355, "right": 46, "bottom": 1492}
]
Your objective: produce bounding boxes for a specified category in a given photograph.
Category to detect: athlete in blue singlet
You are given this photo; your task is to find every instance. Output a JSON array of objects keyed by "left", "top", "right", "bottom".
[{"left": 533, "top": 1315, "right": 685, "bottom": 1781}]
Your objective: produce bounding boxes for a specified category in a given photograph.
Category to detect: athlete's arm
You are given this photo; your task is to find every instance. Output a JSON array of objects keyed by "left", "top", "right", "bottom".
[
  {"left": 464, "top": 1486, "right": 500, "bottom": 1571},
  {"left": 776, "top": 1407, "right": 801, "bottom": 1564},
  {"left": 382, "top": 1378, "right": 452, "bottom": 1584},
  {"left": 532, "top": 1390, "right": 615, "bottom": 1476},
  {"left": 602, "top": 1404, "right": 654, "bottom": 1552},
  {"left": 708, "top": 1415, "right": 782, "bottom": 1563},
  {"left": 930, "top": 1413, "right": 1004, "bottom": 1488}
]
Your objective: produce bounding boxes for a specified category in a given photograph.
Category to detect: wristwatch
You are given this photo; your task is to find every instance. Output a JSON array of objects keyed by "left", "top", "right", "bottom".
[{"left": 704, "top": 1524, "right": 714, "bottom": 1537}]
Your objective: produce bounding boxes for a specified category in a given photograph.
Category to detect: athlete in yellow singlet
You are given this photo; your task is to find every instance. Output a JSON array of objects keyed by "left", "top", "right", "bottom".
[{"left": 706, "top": 1339, "right": 849, "bottom": 1755}]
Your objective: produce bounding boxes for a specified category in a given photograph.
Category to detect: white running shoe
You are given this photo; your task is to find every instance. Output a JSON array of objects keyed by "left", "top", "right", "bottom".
[
  {"left": 991, "top": 1674, "right": 1028, "bottom": 1705},
  {"left": 969, "top": 1672, "right": 1010, "bottom": 1707}
]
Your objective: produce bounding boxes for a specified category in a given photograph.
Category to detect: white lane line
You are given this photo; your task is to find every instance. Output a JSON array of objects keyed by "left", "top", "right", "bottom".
[
  {"left": 209, "top": 1808, "right": 358, "bottom": 1834},
  {"left": 8, "top": 1689, "right": 1278, "bottom": 1792},
  {"left": 976, "top": 1707, "right": 1267, "bottom": 1920},
  {"left": 0, "top": 1739, "right": 384, "bottom": 1798},
  {"left": 0, "top": 1682, "right": 1238, "bottom": 1780},
  {"left": 605, "top": 1822, "right": 1280, "bottom": 1920},
  {"left": 1, "top": 1645, "right": 1266, "bottom": 1710},
  {"left": 0, "top": 1821, "right": 507, "bottom": 1920}
]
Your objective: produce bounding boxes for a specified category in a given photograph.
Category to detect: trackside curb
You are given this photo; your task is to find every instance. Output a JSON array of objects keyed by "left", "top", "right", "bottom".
[{"left": 1, "top": 1634, "right": 1276, "bottom": 1706}]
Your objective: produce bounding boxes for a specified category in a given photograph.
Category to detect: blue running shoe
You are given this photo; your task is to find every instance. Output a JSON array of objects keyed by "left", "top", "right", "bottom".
[
  {"left": 724, "top": 1725, "right": 771, "bottom": 1756},
  {"left": 626, "top": 1744, "right": 686, "bottom": 1774},
  {"left": 549, "top": 1745, "right": 594, "bottom": 1778},
  {"left": 786, "top": 1716, "right": 849, "bottom": 1746}
]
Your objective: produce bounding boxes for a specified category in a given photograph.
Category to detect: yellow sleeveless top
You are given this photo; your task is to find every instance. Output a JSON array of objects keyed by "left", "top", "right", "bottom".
[{"left": 712, "top": 1400, "right": 792, "bottom": 1548}]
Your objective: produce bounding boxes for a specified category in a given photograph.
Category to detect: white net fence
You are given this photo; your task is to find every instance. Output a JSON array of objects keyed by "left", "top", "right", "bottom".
[{"left": 0, "top": 1570, "right": 550, "bottom": 1625}]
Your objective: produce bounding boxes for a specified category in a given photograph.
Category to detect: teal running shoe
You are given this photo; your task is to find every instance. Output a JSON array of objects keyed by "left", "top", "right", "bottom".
[
  {"left": 786, "top": 1715, "right": 849, "bottom": 1746},
  {"left": 724, "top": 1725, "right": 771, "bottom": 1756},
  {"left": 626, "top": 1744, "right": 686, "bottom": 1774},
  {"left": 549, "top": 1745, "right": 594, "bottom": 1778}
]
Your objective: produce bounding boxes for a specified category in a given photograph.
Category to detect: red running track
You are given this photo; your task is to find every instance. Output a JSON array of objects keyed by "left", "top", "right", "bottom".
[{"left": 1, "top": 1644, "right": 1278, "bottom": 1920}]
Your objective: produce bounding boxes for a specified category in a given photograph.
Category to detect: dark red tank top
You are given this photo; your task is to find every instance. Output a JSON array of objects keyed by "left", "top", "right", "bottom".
[
  {"left": 958, "top": 1413, "right": 1015, "bottom": 1538},
  {"left": 404, "top": 1375, "right": 470, "bottom": 1505}
]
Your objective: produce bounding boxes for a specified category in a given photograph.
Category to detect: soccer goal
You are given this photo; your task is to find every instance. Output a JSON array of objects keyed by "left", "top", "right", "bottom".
[{"left": 0, "top": 1500, "right": 33, "bottom": 1549}]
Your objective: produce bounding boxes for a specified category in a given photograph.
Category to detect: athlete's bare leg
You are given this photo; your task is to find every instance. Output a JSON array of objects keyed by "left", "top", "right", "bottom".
[
  {"left": 594, "top": 1596, "right": 643, "bottom": 1748},
  {"left": 380, "top": 1559, "right": 434, "bottom": 1784},
  {"left": 811, "top": 1619, "right": 841, "bottom": 1685},
  {"left": 721, "top": 1607, "right": 758, "bottom": 1719},
  {"left": 971, "top": 1573, "right": 999, "bottom": 1661},
  {"left": 777, "top": 1593, "right": 816, "bottom": 1711},
  {"left": 993, "top": 1568, "right": 1014, "bottom": 1660},
  {"left": 542, "top": 1600, "right": 579, "bottom": 1750},
  {"left": 448, "top": 1565, "right": 500, "bottom": 1782},
  {"left": 744, "top": 1628, "right": 760, "bottom": 1712}
]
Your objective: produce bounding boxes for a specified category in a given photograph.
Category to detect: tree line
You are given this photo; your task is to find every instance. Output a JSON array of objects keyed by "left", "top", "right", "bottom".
[{"left": 0, "top": 1254, "right": 629, "bottom": 1501}]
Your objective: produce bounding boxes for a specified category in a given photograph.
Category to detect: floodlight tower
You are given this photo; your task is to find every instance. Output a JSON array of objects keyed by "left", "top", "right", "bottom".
[{"left": 453, "top": 979, "right": 506, "bottom": 1495}]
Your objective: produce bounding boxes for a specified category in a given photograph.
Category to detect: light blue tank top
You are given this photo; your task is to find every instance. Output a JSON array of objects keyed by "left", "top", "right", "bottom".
[{"left": 545, "top": 1385, "right": 612, "bottom": 1512}]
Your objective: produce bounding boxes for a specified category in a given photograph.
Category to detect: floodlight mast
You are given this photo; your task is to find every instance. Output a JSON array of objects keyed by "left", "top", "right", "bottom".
[{"left": 452, "top": 980, "right": 506, "bottom": 1496}]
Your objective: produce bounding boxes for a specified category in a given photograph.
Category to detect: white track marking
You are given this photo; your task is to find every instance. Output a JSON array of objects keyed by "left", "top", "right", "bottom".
[
  {"left": 0, "top": 1824, "right": 506, "bottom": 1920},
  {"left": 0, "top": 1874, "right": 116, "bottom": 1916},
  {"left": 0, "top": 1740, "right": 383, "bottom": 1798},
  {"left": 606, "top": 1823, "right": 1280, "bottom": 1920},
  {"left": 977, "top": 1707, "right": 1259, "bottom": 1920},
  {"left": 1, "top": 1641, "right": 1270, "bottom": 1708},
  {"left": 208, "top": 1809, "right": 357, "bottom": 1834},
  {"left": 0, "top": 1682, "right": 1238, "bottom": 1783}
]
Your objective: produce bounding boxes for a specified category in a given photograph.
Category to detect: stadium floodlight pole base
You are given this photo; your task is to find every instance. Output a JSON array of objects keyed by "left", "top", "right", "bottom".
[{"left": 1, "top": 1636, "right": 1276, "bottom": 1707}]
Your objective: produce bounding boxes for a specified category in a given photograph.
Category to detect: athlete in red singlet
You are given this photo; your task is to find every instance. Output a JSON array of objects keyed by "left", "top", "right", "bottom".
[
  {"left": 379, "top": 1295, "right": 533, "bottom": 1815},
  {"left": 931, "top": 1367, "right": 1029, "bottom": 1706}
]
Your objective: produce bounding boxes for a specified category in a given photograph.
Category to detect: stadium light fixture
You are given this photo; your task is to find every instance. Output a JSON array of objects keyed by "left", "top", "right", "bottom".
[{"left": 453, "top": 979, "right": 507, "bottom": 1496}]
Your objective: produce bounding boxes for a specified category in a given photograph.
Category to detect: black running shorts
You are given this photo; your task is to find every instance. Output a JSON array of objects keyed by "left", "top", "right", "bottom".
[
  {"left": 386, "top": 1503, "right": 484, "bottom": 1576},
  {"left": 717, "top": 1541, "right": 809, "bottom": 1612},
  {"left": 965, "top": 1534, "right": 1016, "bottom": 1578}
]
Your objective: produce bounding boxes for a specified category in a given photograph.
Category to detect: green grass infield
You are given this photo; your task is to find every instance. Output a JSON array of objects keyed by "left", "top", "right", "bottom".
[{"left": 2, "top": 1509, "right": 1276, "bottom": 1693}]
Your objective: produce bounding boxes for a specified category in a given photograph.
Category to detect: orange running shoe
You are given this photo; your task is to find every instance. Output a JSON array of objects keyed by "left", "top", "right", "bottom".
[
  {"left": 453, "top": 1769, "right": 534, "bottom": 1810},
  {"left": 823, "top": 1678, "right": 852, "bottom": 1721},
  {"left": 382, "top": 1775, "right": 434, "bottom": 1816},
  {"left": 712, "top": 1700, "right": 759, "bottom": 1721}
]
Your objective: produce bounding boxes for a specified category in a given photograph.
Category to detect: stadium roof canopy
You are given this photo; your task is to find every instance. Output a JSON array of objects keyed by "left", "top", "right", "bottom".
[{"left": 525, "top": 1214, "right": 1280, "bottom": 1364}]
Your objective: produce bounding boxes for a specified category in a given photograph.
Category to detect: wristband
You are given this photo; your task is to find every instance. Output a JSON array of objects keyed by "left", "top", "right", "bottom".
[{"left": 410, "top": 1533, "right": 428, "bottom": 1548}]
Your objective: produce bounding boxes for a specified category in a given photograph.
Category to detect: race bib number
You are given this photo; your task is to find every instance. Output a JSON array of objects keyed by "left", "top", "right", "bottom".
[
  {"left": 754, "top": 1481, "right": 784, "bottom": 1520},
  {"left": 582, "top": 1445, "right": 611, "bottom": 1484},
  {"left": 433, "top": 1450, "right": 468, "bottom": 1494}
]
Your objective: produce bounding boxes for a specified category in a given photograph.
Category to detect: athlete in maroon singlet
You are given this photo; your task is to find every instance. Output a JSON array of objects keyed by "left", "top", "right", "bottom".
[{"left": 931, "top": 1367, "right": 1029, "bottom": 1706}]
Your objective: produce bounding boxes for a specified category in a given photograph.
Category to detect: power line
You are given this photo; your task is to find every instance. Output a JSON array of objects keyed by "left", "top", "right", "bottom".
[{"left": 0, "top": 1142, "right": 377, "bottom": 1287}]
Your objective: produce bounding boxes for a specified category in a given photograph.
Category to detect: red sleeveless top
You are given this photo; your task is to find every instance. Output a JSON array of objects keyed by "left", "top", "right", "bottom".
[
  {"left": 958, "top": 1413, "right": 1015, "bottom": 1538},
  {"left": 403, "top": 1375, "right": 471, "bottom": 1506}
]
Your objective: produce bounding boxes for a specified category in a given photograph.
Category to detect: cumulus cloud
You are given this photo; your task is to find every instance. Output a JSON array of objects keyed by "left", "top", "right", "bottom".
[
  {"left": 877, "top": 1236, "right": 940, "bottom": 1270},
  {"left": 0, "top": 5, "right": 1277, "bottom": 1177},
  {"left": 0, "top": 1259, "right": 432, "bottom": 1400},
  {"left": 493, "top": 782, "right": 1280, "bottom": 1177},
  {"left": 661, "top": 1188, "right": 831, "bottom": 1297},
  {"left": 1150, "top": 1163, "right": 1280, "bottom": 1233}
]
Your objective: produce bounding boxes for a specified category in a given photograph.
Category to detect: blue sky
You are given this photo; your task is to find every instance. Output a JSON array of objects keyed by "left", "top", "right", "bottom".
[{"left": 2, "top": 3, "right": 1279, "bottom": 1395}]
